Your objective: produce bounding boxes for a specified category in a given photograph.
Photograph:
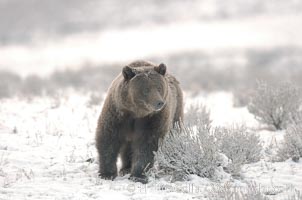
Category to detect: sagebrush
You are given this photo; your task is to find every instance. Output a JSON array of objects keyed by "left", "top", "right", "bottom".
[
  {"left": 153, "top": 124, "right": 219, "bottom": 180},
  {"left": 277, "top": 124, "right": 302, "bottom": 162},
  {"left": 152, "top": 104, "right": 218, "bottom": 180},
  {"left": 154, "top": 104, "right": 262, "bottom": 179},
  {"left": 215, "top": 126, "right": 262, "bottom": 176},
  {"left": 185, "top": 103, "right": 212, "bottom": 130},
  {"left": 286, "top": 189, "right": 302, "bottom": 200},
  {"left": 248, "top": 81, "right": 302, "bottom": 130}
]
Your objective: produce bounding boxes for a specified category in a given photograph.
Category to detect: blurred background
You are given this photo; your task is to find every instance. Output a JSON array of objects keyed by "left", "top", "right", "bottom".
[{"left": 1, "top": 0, "right": 302, "bottom": 104}]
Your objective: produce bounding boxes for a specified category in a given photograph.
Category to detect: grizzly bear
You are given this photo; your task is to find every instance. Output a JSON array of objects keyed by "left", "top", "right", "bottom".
[{"left": 95, "top": 60, "right": 183, "bottom": 183}]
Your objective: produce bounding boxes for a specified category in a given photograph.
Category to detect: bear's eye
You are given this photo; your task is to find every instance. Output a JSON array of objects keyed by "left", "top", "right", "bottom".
[
  {"left": 157, "top": 85, "right": 163, "bottom": 92},
  {"left": 142, "top": 88, "right": 149, "bottom": 96}
]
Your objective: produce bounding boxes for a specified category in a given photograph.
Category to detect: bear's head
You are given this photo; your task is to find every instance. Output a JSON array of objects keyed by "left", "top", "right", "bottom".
[{"left": 120, "top": 62, "right": 168, "bottom": 118}]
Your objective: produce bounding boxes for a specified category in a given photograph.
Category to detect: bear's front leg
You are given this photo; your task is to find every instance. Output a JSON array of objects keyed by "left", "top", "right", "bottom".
[
  {"left": 96, "top": 122, "right": 121, "bottom": 180},
  {"left": 119, "top": 142, "right": 132, "bottom": 176},
  {"left": 130, "top": 135, "right": 158, "bottom": 184}
]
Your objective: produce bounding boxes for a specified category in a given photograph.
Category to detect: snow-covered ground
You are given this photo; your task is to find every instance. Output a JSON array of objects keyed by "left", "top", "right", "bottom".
[
  {"left": 0, "top": 91, "right": 301, "bottom": 199},
  {"left": 1, "top": 14, "right": 302, "bottom": 77}
]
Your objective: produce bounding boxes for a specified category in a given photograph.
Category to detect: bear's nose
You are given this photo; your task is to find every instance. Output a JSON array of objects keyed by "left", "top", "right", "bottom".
[{"left": 155, "top": 101, "right": 165, "bottom": 111}]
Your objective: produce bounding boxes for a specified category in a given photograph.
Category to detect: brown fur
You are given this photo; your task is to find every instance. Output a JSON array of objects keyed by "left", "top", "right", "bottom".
[{"left": 95, "top": 60, "right": 183, "bottom": 183}]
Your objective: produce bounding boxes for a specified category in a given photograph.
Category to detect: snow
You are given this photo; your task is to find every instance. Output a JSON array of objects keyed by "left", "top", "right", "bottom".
[
  {"left": 185, "top": 92, "right": 258, "bottom": 127},
  {"left": 1, "top": 14, "right": 302, "bottom": 77},
  {"left": 0, "top": 91, "right": 301, "bottom": 199}
]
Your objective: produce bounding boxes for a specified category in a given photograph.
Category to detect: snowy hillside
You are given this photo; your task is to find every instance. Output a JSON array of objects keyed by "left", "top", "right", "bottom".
[
  {"left": 1, "top": 0, "right": 302, "bottom": 199},
  {"left": 1, "top": 14, "right": 302, "bottom": 77},
  {"left": 0, "top": 91, "right": 301, "bottom": 200}
]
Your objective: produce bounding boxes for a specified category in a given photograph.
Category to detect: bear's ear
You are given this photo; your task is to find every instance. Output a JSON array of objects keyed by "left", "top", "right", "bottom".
[
  {"left": 154, "top": 63, "right": 166, "bottom": 76},
  {"left": 122, "top": 66, "right": 135, "bottom": 80}
]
